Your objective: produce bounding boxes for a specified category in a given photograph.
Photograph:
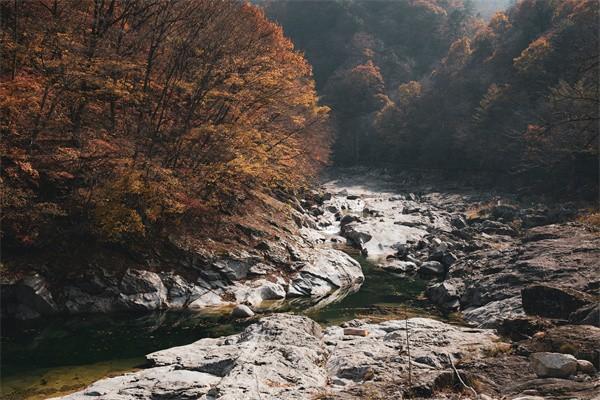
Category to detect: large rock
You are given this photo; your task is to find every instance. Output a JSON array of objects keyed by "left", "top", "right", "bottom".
[
  {"left": 117, "top": 269, "right": 167, "bottom": 311},
  {"left": 529, "top": 325, "right": 600, "bottom": 368},
  {"left": 426, "top": 279, "right": 465, "bottom": 311},
  {"left": 417, "top": 261, "right": 445, "bottom": 278},
  {"left": 212, "top": 251, "right": 258, "bottom": 281},
  {"left": 52, "top": 314, "right": 499, "bottom": 400},
  {"left": 448, "top": 223, "right": 599, "bottom": 323},
  {"left": 0, "top": 273, "right": 58, "bottom": 319},
  {"left": 530, "top": 352, "right": 578, "bottom": 378},
  {"left": 340, "top": 214, "right": 360, "bottom": 227},
  {"left": 230, "top": 279, "right": 287, "bottom": 307},
  {"left": 288, "top": 249, "right": 363, "bottom": 298},
  {"left": 463, "top": 296, "right": 525, "bottom": 328},
  {"left": 341, "top": 222, "right": 372, "bottom": 249},
  {"left": 54, "top": 366, "right": 220, "bottom": 399},
  {"left": 231, "top": 304, "right": 254, "bottom": 318},
  {"left": 521, "top": 285, "right": 592, "bottom": 320}
]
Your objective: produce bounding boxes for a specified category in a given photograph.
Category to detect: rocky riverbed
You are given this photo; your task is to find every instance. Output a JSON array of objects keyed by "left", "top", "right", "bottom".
[
  {"left": 5, "top": 169, "right": 600, "bottom": 399},
  {"left": 1, "top": 192, "right": 365, "bottom": 320},
  {"left": 51, "top": 313, "right": 598, "bottom": 400}
]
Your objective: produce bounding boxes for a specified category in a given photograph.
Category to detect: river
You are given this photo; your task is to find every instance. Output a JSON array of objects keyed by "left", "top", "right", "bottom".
[
  {"left": 1, "top": 250, "right": 450, "bottom": 400},
  {"left": 2, "top": 172, "right": 458, "bottom": 399}
]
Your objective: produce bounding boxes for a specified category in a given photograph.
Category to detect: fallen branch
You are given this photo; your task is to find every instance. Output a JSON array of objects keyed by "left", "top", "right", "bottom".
[
  {"left": 405, "top": 313, "right": 412, "bottom": 387},
  {"left": 446, "top": 353, "right": 478, "bottom": 399}
]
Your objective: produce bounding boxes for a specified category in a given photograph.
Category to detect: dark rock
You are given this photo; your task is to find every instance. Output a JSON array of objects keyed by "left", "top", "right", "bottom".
[
  {"left": 450, "top": 215, "right": 468, "bottom": 229},
  {"left": 521, "top": 285, "right": 593, "bottom": 320},
  {"left": 1, "top": 273, "right": 58, "bottom": 319},
  {"left": 418, "top": 261, "right": 445, "bottom": 278},
  {"left": 393, "top": 242, "right": 411, "bottom": 258},
  {"left": 310, "top": 206, "right": 324, "bottom": 217},
  {"left": 231, "top": 304, "right": 254, "bottom": 318},
  {"left": 491, "top": 204, "right": 520, "bottom": 221},
  {"left": 341, "top": 223, "right": 372, "bottom": 249},
  {"left": 441, "top": 252, "right": 458, "bottom": 268},
  {"left": 451, "top": 228, "right": 473, "bottom": 240},
  {"left": 521, "top": 210, "right": 550, "bottom": 228},
  {"left": 569, "top": 303, "right": 599, "bottom": 326},
  {"left": 426, "top": 279, "right": 464, "bottom": 311},
  {"left": 481, "top": 220, "right": 517, "bottom": 236},
  {"left": 498, "top": 317, "right": 552, "bottom": 341},
  {"left": 346, "top": 194, "right": 360, "bottom": 200},
  {"left": 340, "top": 214, "right": 359, "bottom": 227},
  {"left": 254, "top": 241, "right": 270, "bottom": 251}
]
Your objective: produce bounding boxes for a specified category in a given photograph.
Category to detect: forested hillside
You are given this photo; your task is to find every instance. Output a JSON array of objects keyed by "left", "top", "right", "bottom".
[
  {"left": 375, "top": 0, "right": 599, "bottom": 195},
  {"left": 1, "top": 0, "right": 329, "bottom": 253},
  {"left": 264, "top": 0, "right": 477, "bottom": 164},
  {"left": 266, "top": 0, "right": 599, "bottom": 196}
]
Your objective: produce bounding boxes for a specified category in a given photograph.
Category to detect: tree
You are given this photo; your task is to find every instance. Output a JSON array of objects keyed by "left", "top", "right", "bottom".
[{"left": 1, "top": 0, "right": 331, "bottom": 250}]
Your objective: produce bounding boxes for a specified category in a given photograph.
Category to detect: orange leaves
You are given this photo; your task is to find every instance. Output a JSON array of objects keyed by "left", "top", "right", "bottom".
[
  {"left": 1, "top": 0, "right": 330, "bottom": 248},
  {"left": 14, "top": 161, "right": 39, "bottom": 180},
  {"left": 489, "top": 12, "right": 511, "bottom": 34}
]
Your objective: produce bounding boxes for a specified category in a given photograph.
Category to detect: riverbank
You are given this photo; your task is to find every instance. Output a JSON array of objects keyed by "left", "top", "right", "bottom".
[
  {"left": 1, "top": 188, "right": 364, "bottom": 320},
  {"left": 3, "top": 168, "right": 599, "bottom": 399}
]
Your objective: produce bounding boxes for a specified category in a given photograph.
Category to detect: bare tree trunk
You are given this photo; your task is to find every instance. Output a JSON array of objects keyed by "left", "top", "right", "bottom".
[{"left": 11, "top": 0, "right": 18, "bottom": 80}]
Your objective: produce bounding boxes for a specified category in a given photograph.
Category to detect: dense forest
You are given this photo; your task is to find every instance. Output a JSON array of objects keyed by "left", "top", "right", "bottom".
[
  {"left": 1, "top": 0, "right": 598, "bottom": 263},
  {"left": 1, "top": 0, "right": 330, "bottom": 252},
  {"left": 265, "top": 0, "right": 599, "bottom": 196}
]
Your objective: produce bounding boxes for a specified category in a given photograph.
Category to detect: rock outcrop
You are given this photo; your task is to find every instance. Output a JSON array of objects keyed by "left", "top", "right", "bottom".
[
  {"left": 51, "top": 314, "right": 500, "bottom": 400},
  {"left": 2, "top": 195, "right": 364, "bottom": 320}
]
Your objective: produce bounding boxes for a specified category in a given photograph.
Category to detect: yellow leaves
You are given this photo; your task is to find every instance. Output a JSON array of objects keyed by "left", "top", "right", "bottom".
[
  {"left": 14, "top": 161, "right": 40, "bottom": 180},
  {"left": 94, "top": 201, "right": 146, "bottom": 241},
  {"left": 514, "top": 36, "right": 552, "bottom": 74},
  {"left": 397, "top": 81, "right": 422, "bottom": 106},
  {"left": 443, "top": 37, "right": 472, "bottom": 71},
  {"left": 489, "top": 12, "right": 511, "bottom": 34},
  {"left": 92, "top": 169, "right": 186, "bottom": 243}
]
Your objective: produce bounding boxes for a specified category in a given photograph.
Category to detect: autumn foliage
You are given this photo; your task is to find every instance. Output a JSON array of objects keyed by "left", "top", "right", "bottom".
[
  {"left": 372, "top": 0, "right": 598, "bottom": 194},
  {"left": 265, "top": 0, "right": 477, "bottom": 164},
  {"left": 1, "top": 0, "right": 330, "bottom": 249},
  {"left": 267, "top": 0, "right": 598, "bottom": 196}
]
